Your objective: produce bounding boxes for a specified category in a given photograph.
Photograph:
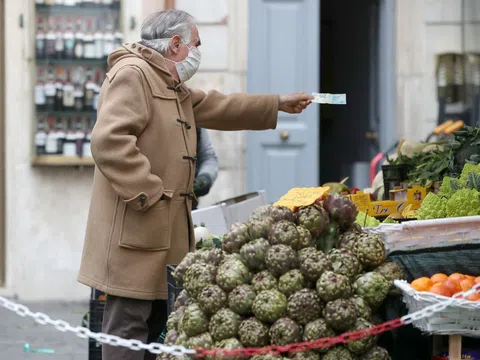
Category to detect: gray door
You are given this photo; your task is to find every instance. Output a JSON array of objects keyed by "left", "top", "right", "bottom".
[{"left": 246, "top": 0, "right": 320, "bottom": 204}]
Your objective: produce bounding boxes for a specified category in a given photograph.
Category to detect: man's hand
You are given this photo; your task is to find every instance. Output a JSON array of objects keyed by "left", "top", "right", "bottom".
[
  {"left": 193, "top": 174, "right": 213, "bottom": 198},
  {"left": 279, "top": 92, "right": 314, "bottom": 114}
]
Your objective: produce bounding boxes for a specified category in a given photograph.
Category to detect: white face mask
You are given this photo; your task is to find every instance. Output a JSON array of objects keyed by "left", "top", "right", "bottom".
[{"left": 166, "top": 42, "right": 201, "bottom": 82}]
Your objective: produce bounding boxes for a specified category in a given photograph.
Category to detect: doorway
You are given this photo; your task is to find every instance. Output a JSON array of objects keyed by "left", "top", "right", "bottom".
[
  {"left": 0, "top": 0, "right": 4, "bottom": 286},
  {"left": 319, "top": 0, "right": 384, "bottom": 188}
]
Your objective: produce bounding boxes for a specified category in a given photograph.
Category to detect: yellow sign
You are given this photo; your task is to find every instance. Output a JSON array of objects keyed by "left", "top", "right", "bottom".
[
  {"left": 274, "top": 187, "right": 330, "bottom": 211},
  {"left": 347, "top": 185, "right": 428, "bottom": 218}
]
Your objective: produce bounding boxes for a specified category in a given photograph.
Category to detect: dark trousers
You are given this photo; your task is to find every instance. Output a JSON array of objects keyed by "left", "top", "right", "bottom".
[{"left": 102, "top": 295, "right": 168, "bottom": 360}]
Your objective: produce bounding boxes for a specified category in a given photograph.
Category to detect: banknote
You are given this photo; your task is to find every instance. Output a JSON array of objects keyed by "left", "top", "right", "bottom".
[{"left": 311, "top": 93, "right": 347, "bottom": 105}]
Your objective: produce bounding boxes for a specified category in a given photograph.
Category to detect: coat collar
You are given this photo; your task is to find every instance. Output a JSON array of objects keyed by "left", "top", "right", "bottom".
[{"left": 119, "top": 42, "right": 191, "bottom": 102}]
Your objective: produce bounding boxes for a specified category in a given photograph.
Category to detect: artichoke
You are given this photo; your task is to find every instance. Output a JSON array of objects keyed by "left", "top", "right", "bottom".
[
  {"left": 173, "top": 252, "right": 196, "bottom": 285},
  {"left": 323, "top": 298, "right": 357, "bottom": 332},
  {"left": 248, "top": 205, "right": 273, "bottom": 222},
  {"left": 374, "top": 261, "right": 405, "bottom": 296},
  {"left": 346, "top": 318, "right": 376, "bottom": 355},
  {"left": 214, "top": 338, "right": 246, "bottom": 360},
  {"left": 228, "top": 284, "right": 256, "bottom": 315},
  {"left": 323, "top": 194, "right": 358, "bottom": 229},
  {"left": 323, "top": 346, "right": 356, "bottom": 360},
  {"left": 181, "top": 303, "right": 209, "bottom": 337},
  {"left": 278, "top": 269, "right": 306, "bottom": 298},
  {"left": 251, "top": 355, "right": 283, "bottom": 360},
  {"left": 269, "top": 206, "right": 296, "bottom": 223},
  {"left": 299, "top": 250, "right": 332, "bottom": 282},
  {"left": 183, "top": 262, "right": 216, "bottom": 299},
  {"left": 303, "top": 318, "right": 335, "bottom": 353},
  {"left": 174, "top": 289, "right": 189, "bottom": 311},
  {"left": 166, "top": 306, "right": 185, "bottom": 331},
  {"left": 252, "top": 289, "right": 287, "bottom": 323},
  {"left": 248, "top": 218, "right": 274, "bottom": 240},
  {"left": 296, "top": 205, "right": 330, "bottom": 237},
  {"left": 186, "top": 332, "right": 214, "bottom": 350},
  {"left": 269, "top": 317, "right": 302, "bottom": 346},
  {"left": 194, "top": 248, "right": 225, "bottom": 267},
  {"left": 289, "top": 351, "right": 321, "bottom": 360},
  {"left": 327, "top": 248, "right": 361, "bottom": 280},
  {"left": 287, "top": 289, "right": 324, "bottom": 325},
  {"left": 240, "top": 238, "right": 270, "bottom": 272},
  {"left": 197, "top": 285, "right": 227, "bottom": 315},
  {"left": 296, "top": 225, "right": 313, "bottom": 249},
  {"left": 268, "top": 220, "right": 301, "bottom": 248},
  {"left": 222, "top": 222, "right": 250, "bottom": 254},
  {"left": 265, "top": 244, "right": 299, "bottom": 277},
  {"left": 238, "top": 317, "right": 270, "bottom": 347},
  {"left": 164, "top": 329, "right": 179, "bottom": 345},
  {"left": 338, "top": 225, "right": 363, "bottom": 251},
  {"left": 350, "top": 295, "right": 372, "bottom": 320},
  {"left": 216, "top": 257, "right": 252, "bottom": 292},
  {"left": 352, "top": 233, "right": 386, "bottom": 269},
  {"left": 209, "top": 308, "right": 242, "bottom": 342},
  {"left": 251, "top": 270, "right": 278, "bottom": 293},
  {"left": 354, "top": 272, "right": 390, "bottom": 310},
  {"left": 316, "top": 271, "right": 352, "bottom": 302},
  {"left": 359, "top": 346, "right": 391, "bottom": 360},
  {"left": 298, "top": 247, "right": 318, "bottom": 263}
]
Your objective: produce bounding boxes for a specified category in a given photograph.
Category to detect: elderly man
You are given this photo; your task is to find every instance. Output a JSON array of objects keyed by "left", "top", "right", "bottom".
[{"left": 77, "top": 9, "right": 312, "bottom": 360}]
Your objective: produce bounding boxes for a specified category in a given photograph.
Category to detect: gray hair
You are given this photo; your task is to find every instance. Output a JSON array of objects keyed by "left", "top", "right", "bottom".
[{"left": 140, "top": 10, "right": 195, "bottom": 55}]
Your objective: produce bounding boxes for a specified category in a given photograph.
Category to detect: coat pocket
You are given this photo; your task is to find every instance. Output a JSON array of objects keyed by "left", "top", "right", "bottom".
[{"left": 119, "top": 197, "right": 171, "bottom": 251}]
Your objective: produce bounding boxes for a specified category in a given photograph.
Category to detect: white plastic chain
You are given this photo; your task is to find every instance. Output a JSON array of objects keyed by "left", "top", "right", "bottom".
[
  {"left": 1, "top": 283, "right": 479, "bottom": 356},
  {"left": 0, "top": 295, "right": 195, "bottom": 356}
]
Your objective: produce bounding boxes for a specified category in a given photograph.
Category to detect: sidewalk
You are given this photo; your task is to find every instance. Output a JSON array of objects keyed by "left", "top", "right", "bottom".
[{"left": 0, "top": 300, "right": 89, "bottom": 360}]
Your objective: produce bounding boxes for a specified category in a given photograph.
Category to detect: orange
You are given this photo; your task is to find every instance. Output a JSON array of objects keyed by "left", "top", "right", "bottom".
[
  {"left": 411, "top": 277, "right": 433, "bottom": 292},
  {"left": 465, "top": 275, "right": 475, "bottom": 281},
  {"left": 459, "top": 278, "right": 475, "bottom": 292},
  {"left": 429, "top": 283, "right": 453, "bottom": 297},
  {"left": 443, "top": 279, "right": 462, "bottom": 295},
  {"left": 466, "top": 294, "right": 480, "bottom": 301},
  {"left": 475, "top": 276, "right": 480, "bottom": 284},
  {"left": 449, "top": 273, "right": 466, "bottom": 282},
  {"left": 430, "top": 273, "right": 448, "bottom": 284}
]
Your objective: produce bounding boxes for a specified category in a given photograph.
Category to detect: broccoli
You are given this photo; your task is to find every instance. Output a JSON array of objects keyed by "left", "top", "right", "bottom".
[{"left": 460, "top": 163, "right": 480, "bottom": 184}]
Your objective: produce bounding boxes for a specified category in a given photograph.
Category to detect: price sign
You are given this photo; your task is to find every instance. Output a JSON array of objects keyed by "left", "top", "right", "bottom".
[{"left": 274, "top": 187, "right": 330, "bottom": 211}]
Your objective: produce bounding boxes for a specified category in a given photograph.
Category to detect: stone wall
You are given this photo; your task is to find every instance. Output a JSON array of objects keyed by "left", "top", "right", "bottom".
[{"left": 396, "top": 0, "right": 480, "bottom": 141}]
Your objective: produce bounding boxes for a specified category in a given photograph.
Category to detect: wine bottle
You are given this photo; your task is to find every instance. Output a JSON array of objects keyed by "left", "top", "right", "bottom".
[
  {"left": 63, "top": 17, "right": 75, "bottom": 59},
  {"left": 55, "top": 16, "right": 64, "bottom": 59},
  {"left": 74, "top": 16, "right": 84, "bottom": 59},
  {"left": 63, "top": 69, "right": 75, "bottom": 110},
  {"left": 35, "top": 15, "right": 46, "bottom": 59},
  {"left": 45, "top": 116, "right": 58, "bottom": 155},
  {"left": 44, "top": 68, "right": 57, "bottom": 112},
  {"left": 45, "top": 16, "right": 57, "bottom": 58},
  {"left": 83, "top": 18, "right": 96, "bottom": 59},
  {"left": 35, "top": 118, "right": 48, "bottom": 155},
  {"left": 55, "top": 67, "right": 64, "bottom": 111},
  {"left": 35, "top": 69, "right": 47, "bottom": 111}
]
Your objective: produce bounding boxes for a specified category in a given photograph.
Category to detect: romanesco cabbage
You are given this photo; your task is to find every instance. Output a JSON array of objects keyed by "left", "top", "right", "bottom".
[
  {"left": 355, "top": 211, "right": 381, "bottom": 227},
  {"left": 438, "top": 176, "right": 462, "bottom": 199},
  {"left": 445, "top": 188, "right": 480, "bottom": 218},
  {"left": 417, "top": 192, "right": 447, "bottom": 220},
  {"left": 460, "top": 163, "right": 480, "bottom": 184}
]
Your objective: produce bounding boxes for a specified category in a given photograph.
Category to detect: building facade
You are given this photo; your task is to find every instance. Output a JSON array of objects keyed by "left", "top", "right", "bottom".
[{"left": 0, "top": 0, "right": 478, "bottom": 301}]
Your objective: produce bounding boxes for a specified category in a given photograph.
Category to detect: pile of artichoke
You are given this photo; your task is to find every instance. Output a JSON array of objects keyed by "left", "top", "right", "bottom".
[{"left": 161, "top": 195, "right": 404, "bottom": 359}]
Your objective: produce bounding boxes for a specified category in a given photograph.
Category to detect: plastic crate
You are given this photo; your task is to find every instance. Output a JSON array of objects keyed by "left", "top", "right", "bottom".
[{"left": 167, "top": 265, "right": 183, "bottom": 317}]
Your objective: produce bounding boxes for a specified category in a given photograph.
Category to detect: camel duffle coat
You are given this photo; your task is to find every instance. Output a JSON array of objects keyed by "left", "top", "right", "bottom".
[{"left": 77, "top": 43, "right": 279, "bottom": 300}]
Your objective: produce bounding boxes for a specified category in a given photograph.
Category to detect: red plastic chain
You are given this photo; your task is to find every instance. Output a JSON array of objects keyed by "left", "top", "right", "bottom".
[{"left": 195, "top": 318, "right": 405, "bottom": 358}]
